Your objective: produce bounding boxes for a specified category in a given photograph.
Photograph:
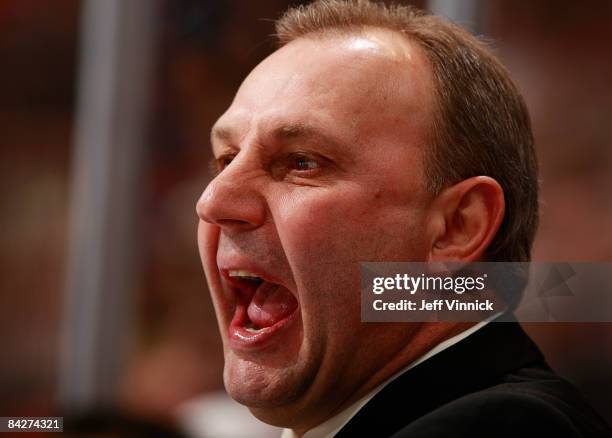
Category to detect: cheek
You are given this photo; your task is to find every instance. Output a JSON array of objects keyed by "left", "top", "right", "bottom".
[
  {"left": 271, "top": 187, "right": 421, "bottom": 324},
  {"left": 275, "top": 187, "right": 373, "bottom": 261},
  {"left": 279, "top": 186, "right": 428, "bottom": 293},
  {"left": 268, "top": 186, "right": 429, "bottom": 360},
  {"left": 274, "top": 185, "right": 426, "bottom": 265},
  {"left": 271, "top": 189, "right": 367, "bottom": 319}
]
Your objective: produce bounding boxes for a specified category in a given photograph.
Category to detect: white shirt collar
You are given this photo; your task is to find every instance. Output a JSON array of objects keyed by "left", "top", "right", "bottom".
[{"left": 281, "top": 312, "right": 503, "bottom": 438}]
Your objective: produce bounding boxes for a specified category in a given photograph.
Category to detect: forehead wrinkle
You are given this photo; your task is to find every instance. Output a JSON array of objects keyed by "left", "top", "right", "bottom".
[
  {"left": 213, "top": 29, "right": 431, "bottom": 158},
  {"left": 275, "top": 122, "right": 312, "bottom": 139},
  {"left": 264, "top": 119, "right": 357, "bottom": 158},
  {"left": 271, "top": 122, "right": 333, "bottom": 145}
]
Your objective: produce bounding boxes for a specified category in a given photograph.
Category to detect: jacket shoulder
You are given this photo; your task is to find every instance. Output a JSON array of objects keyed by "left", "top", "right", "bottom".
[{"left": 392, "top": 379, "right": 611, "bottom": 438}]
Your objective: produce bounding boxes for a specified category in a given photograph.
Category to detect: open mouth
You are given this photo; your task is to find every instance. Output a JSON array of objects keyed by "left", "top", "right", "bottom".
[{"left": 223, "top": 269, "right": 298, "bottom": 347}]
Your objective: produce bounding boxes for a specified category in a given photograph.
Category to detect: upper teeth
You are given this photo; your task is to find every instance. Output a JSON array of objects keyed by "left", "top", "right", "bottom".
[{"left": 229, "top": 270, "right": 260, "bottom": 280}]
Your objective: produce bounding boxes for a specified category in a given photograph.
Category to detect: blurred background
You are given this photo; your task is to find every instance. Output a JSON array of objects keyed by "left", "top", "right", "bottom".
[{"left": 0, "top": 0, "right": 610, "bottom": 436}]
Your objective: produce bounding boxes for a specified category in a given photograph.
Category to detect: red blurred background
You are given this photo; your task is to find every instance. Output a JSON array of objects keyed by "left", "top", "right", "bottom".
[{"left": 0, "top": 0, "right": 610, "bottom": 435}]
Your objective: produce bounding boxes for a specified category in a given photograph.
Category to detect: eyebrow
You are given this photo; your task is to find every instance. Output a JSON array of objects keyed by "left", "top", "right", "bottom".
[
  {"left": 211, "top": 122, "right": 344, "bottom": 151},
  {"left": 274, "top": 123, "right": 318, "bottom": 140}
]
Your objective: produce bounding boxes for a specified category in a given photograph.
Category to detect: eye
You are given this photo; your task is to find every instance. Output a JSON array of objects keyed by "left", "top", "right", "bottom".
[
  {"left": 291, "top": 154, "right": 320, "bottom": 172},
  {"left": 214, "top": 154, "right": 235, "bottom": 173}
]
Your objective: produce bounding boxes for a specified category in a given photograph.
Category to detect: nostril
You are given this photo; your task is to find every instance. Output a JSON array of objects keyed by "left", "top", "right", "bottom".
[{"left": 216, "top": 218, "right": 256, "bottom": 229}]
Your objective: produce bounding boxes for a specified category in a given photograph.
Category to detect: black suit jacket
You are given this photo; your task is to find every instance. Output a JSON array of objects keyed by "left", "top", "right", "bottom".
[{"left": 336, "top": 315, "right": 611, "bottom": 437}]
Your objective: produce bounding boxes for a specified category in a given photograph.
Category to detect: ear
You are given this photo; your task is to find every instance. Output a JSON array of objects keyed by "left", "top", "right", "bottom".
[{"left": 427, "top": 176, "right": 505, "bottom": 262}]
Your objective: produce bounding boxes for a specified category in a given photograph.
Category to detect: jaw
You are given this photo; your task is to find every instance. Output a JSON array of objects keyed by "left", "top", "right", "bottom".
[
  {"left": 198, "top": 223, "right": 425, "bottom": 431},
  {"left": 219, "top": 321, "right": 325, "bottom": 431},
  {"left": 198, "top": 231, "right": 341, "bottom": 429}
]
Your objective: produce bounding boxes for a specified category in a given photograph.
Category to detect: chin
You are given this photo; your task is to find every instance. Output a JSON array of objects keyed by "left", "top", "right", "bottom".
[{"left": 223, "top": 351, "right": 316, "bottom": 411}]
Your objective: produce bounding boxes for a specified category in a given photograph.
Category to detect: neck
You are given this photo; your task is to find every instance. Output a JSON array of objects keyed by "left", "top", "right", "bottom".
[{"left": 289, "top": 321, "right": 474, "bottom": 436}]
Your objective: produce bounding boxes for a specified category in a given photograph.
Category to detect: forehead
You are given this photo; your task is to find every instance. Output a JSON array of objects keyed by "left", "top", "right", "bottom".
[{"left": 212, "top": 29, "right": 434, "bottom": 150}]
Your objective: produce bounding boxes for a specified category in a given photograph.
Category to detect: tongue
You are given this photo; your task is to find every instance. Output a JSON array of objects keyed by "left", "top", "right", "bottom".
[{"left": 247, "top": 282, "right": 297, "bottom": 328}]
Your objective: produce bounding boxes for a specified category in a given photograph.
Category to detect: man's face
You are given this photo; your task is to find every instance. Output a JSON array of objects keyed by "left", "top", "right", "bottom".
[{"left": 197, "top": 30, "right": 436, "bottom": 423}]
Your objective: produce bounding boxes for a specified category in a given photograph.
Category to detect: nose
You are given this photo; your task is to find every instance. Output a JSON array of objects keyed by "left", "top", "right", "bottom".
[{"left": 196, "top": 160, "right": 266, "bottom": 231}]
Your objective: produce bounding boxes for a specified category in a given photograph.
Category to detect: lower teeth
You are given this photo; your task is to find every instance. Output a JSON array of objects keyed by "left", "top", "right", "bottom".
[{"left": 245, "top": 324, "right": 263, "bottom": 333}]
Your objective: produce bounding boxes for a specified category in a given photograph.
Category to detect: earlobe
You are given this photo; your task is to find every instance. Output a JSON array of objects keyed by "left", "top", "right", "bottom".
[{"left": 428, "top": 176, "right": 505, "bottom": 262}]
